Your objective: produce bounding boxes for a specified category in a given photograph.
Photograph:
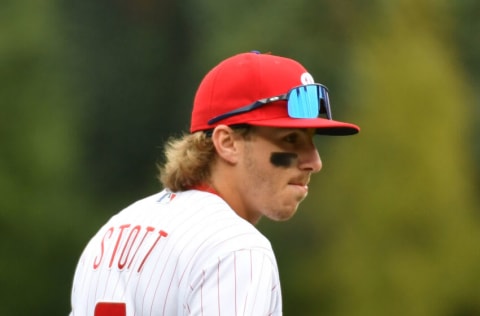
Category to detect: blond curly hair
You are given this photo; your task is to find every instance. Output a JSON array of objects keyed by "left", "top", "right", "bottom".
[
  {"left": 158, "top": 132, "right": 215, "bottom": 192},
  {"left": 158, "top": 126, "right": 252, "bottom": 192}
]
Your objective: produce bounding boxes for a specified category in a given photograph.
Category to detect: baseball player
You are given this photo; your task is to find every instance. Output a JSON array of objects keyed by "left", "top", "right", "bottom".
[{"left": 69, "top": 51, "right": 359, "bottom": 315}]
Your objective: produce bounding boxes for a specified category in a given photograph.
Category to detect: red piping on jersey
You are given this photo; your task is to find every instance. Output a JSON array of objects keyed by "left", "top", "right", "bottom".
[{"left": 190, "top": 184, "right": 220, "bottom": 196}]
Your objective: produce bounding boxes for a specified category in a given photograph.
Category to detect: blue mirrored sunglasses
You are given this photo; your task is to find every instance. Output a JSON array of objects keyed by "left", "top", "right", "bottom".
[{"left": 207, "top": 84, "right": 332, "bottom": 125}]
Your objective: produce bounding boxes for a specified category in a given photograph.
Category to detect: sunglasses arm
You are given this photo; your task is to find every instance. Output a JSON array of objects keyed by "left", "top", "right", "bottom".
[{"left": 207, "top": 93, "right": 288, "bottom": 125}]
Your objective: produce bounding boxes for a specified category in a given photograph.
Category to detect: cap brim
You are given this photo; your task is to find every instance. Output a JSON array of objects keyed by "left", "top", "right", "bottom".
[{"left": 244, "top": 117, "right": 360, "bottom": 136}]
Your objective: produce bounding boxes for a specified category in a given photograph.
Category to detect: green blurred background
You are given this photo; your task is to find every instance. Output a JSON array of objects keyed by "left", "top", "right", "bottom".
[{"left": 1, "top": 0, "right": 479, "bottom": 315}]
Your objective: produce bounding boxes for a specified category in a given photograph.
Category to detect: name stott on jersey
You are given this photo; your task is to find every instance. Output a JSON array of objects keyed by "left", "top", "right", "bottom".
[{"left": 70, "top": 189, "right": 282, "bottom": 316}]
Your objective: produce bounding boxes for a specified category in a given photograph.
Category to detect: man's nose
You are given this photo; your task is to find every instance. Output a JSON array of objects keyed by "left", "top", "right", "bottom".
[{"left": 298, "top": 144, "right": 322, "bottom": 173}]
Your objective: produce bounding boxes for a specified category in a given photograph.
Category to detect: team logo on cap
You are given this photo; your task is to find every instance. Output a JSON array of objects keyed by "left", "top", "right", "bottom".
[{"left": 301, "top": 72, "right": 315, "bottom": 85}]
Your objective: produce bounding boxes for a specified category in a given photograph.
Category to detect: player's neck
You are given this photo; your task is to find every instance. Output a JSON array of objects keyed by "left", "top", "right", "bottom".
[{"left": 208, "top": 175, "right": 262, "bottom": 225}]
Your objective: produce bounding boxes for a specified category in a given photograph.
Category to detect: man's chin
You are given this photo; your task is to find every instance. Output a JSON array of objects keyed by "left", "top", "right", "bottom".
[{"left": 267, "top": 205, "right": 300, "bottom": 222}]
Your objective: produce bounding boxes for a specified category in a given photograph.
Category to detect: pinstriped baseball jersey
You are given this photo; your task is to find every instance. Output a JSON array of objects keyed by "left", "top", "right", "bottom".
[{"left": 70, "top": 189, "right": 282, "bottom": 315}]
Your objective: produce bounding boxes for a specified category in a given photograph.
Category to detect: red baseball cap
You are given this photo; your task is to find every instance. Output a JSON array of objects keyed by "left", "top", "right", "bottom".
[{"left": 190, "top": 51, "right": 360, "bottom": 135}]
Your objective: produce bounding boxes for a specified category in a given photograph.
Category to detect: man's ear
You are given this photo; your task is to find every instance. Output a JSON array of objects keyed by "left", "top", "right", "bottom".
[{"left": 211, "top": 125, "right": 241, "bottom": 164}]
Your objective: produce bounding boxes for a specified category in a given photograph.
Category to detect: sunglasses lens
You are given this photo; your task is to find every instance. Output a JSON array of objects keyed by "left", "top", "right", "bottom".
[{"left": 287, "top": 85, "right": 324, "bottom": 118}]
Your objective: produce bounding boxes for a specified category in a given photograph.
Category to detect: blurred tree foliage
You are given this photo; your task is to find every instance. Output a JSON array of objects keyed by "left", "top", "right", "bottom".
[
  {"left": 0, "top": 1, "right": 89, "bottom": 314},
  {"left": 265, "top": 1, "right": 480, "bottom": 315},
  {"left": 0, "top": 0, "right": 478, "bottom": 315},
  {"left": 60, "top": 0, "right": 201, "bottom": 207}
]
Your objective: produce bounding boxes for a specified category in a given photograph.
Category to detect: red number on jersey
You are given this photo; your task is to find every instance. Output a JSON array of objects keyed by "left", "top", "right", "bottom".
[{"left": 94, "top": 302, "right": 126, "bottom": 316}]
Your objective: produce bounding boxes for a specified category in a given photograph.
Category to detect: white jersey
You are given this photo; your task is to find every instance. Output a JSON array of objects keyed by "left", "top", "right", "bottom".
[{"left": 70, "top": 189, "right": 282, "bottom": 316}]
